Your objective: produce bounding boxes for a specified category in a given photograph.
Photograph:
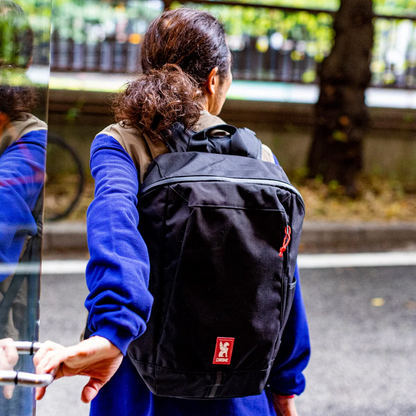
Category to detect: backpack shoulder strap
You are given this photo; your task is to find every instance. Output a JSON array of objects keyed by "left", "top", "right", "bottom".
[
  {"left": 0, "top": 113, "right": 47, "bottom": 157},
  {"left": 98, "top": 123, "right": 168, "bottom": 183}
]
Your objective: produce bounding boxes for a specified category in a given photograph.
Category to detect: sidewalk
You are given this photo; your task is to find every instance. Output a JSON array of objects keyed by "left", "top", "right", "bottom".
[{"left": 43, "top": 221, "right": 416, "bottom": 255}]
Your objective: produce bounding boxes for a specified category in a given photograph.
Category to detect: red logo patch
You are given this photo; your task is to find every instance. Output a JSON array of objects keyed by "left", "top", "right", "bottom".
[{"left": 212, "top": 337, "right": 235, "bottom": 365}]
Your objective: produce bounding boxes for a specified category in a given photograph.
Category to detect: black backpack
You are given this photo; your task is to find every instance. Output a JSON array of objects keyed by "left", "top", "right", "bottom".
[{"left": 127, "top": 124, "right": 305, "bottom": 399}]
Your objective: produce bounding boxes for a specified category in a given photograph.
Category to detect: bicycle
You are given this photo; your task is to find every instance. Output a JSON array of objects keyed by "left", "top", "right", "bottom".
[{"left": 45, "top": 132, "right": 85, "bottom": 221}]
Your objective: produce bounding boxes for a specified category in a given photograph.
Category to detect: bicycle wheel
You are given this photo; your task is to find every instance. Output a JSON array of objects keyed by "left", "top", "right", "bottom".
[{"left": 45, "top": 132, "right": 85, "bottom": 221}]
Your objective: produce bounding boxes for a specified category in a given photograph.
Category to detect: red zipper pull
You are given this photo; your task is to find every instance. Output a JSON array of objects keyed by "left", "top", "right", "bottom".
[{"left": 279, "top": 225, "right": 291, "bottom": 258}]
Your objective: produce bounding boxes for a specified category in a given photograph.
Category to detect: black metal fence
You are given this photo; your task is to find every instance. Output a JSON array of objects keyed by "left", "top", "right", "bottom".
[
  {"left": 50, "top": 31, "right": 142, "bottom": 74},
  {"left": 46, "top": 1, "right": 416, "bottom": 89}
]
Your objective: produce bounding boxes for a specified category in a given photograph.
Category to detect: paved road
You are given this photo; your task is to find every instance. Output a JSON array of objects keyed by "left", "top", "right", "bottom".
[
  {"left": 37, "top": 273, "right": 90, "bottom": 416},
  {"left": 296, "top": 266, "right": 416, "bottom": 416},
  {"left": 36, "top": 262, "right": 416, "bottom": 416}
]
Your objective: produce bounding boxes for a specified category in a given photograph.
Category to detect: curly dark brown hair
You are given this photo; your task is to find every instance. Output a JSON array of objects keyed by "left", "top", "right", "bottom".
[
  {"left": 113, "top": 64, "right": 203, "bottom": 140},
  {"left": 113, "top": 8, "right": 230, "bottom": 141},
  {"left": 0, "top": 85, "right": 37, "bottom": 119}
]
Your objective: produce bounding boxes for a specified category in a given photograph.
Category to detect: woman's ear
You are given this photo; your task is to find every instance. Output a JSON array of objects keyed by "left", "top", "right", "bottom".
[{"left": 206, "top": 67, "right": 219, "bottom": 95}]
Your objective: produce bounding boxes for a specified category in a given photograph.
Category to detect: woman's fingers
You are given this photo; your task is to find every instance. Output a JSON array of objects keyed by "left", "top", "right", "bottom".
[
  {"left": 33, "top": 340, "right": 65, "bottom": 368},
  {"left": 3, "top": 385, "right": 15, "bottom": 400},
  {"left": 0, "top": 339, "right": 19, "bottom": 400},
  {"left": 0, "top": 338, "right": 18, "bottom": 369},
  {"left": 34, "top": 336, "right": 123, "bottom": 402},
  {"left": 0, "top": 345, "right": 16, "bottom": 399},
  {"left": 33, "top": 341, "right": 66, "bottom": 401},
  {"left": 35, "top": 386, "right": 47, "bottom": 401},
  {"left": 35, "top": 347, "right": 67, "bottom": 376},
  {"left": 81, "top": 377, "right": 104, "bottom": 403}
]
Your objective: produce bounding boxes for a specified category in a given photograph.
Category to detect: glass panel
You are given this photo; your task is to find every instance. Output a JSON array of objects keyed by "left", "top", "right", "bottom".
[{"left": 0, "top": 0, "right": 51, "bottom": 414}]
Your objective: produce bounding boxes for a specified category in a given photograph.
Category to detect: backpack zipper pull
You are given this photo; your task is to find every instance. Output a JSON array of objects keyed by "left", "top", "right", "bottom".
[{"left": 279, "top": 225, "right": 291, "bottom": 258}]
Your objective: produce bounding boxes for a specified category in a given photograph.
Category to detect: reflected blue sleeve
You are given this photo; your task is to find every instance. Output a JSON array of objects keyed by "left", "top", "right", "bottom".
[
  {"left": 85, "top": 134, "right": 153, "bottom": 355},
  {"left": 0, "top": 130, "right": 46, "bottom": 281}
]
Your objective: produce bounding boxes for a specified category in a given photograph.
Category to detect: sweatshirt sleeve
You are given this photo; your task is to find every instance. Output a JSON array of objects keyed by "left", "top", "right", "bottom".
[
  {"left": 266, "top": 264, "right": 310, "bottom": 396},
  {"left": 0, "top": 130, "right": 46, "bottom": 281},
  {"left": 85, "top": 134, "right": 153, "bottom": 355}
]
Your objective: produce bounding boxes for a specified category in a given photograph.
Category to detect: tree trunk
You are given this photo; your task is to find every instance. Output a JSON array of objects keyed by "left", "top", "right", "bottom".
[
  {"left": 307, "top": 0, "right": 374, "bottom": 196},
  {"left": 162, "top": 0, "right": 174, "bottom": 10}
]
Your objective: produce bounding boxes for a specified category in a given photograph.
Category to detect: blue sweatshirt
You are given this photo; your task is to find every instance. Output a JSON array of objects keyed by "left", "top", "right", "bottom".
[
  {"left": 86, "top": 134, "right": 310, "bottom": 416},
  {"left": 0, "top": 118, "right": 46, "bottom": 282}
]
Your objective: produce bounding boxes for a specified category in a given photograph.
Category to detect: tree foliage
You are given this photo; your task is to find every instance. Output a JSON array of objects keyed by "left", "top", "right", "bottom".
[
  {"left": 18, "top": 0, "right": 416, "bottom": 41},
  {"left": 203, "top": 0, "right": 416, "bottom": 16},
  {"left": 11, "top": 0, "right": 416, "bottom": 88}
]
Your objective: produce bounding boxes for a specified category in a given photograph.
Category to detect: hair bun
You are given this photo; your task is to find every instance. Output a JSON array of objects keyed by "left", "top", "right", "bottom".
[{"left": 113, "top": 64, "right": 203, "bottom": 141}]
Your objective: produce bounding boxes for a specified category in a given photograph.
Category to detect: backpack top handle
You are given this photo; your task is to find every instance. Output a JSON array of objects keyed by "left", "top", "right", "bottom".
[{"left": 188, "top": 124, "right": 250, "bottom": 157}]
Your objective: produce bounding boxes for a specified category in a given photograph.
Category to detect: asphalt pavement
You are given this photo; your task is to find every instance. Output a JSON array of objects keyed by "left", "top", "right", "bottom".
[
  {"left": 35, "top": 219, "right": 416, "bottom": 415},
  {"left": 35, "top": 218, "right": 416, "bottom": 415},
  {"left": 37, "top": 273, "right": 90, "bottom": 416},
  {"left": 35, "top": 261, "right": 416, "bottom": 416},
  {"left": 296, "top": 265, "right": 416, "bottom": 415}
]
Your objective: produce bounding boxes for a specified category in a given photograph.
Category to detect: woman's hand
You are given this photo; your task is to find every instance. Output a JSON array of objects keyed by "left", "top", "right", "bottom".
[
  {"left": 33, "top": 336, "right": 123, "bottom": 403},
  {"left": 0, "top": 338, "right": 19, "bottom": 399},
  {"left": 272, "top": 394, "right": 299, "bottom": 416}
]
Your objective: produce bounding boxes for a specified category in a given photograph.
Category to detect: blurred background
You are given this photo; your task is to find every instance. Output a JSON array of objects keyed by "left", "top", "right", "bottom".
[
  {"left": 39, "top": 0, "right": 416, "bottom": 224},
  {"left": 6, "top": 1, "right": 415, "bottom": 415}
]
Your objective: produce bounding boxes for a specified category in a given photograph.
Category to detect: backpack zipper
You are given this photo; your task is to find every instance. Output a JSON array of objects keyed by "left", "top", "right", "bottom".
[
  {"left": 279, "top": 213, "right": 291, "bottom": 277},
  {"left": 278, "top": 225, "right": 291, "bottom": 259},
  {"left": 140, "top": 175, "right": 304, "bottom": 207}
]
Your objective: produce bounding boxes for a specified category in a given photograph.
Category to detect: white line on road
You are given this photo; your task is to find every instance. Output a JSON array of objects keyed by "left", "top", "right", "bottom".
[
  {"left": 41, "top": 260, "right": 88, "bottom": 274},
  {"left": 298, "top": 251, "right": 416, "bottom": 269},
  {"left": 33, "top": 252, "right": 416, "bottom": 275},
  {"left": 0, "top": 260, "right": 88, "bottom": 275}
]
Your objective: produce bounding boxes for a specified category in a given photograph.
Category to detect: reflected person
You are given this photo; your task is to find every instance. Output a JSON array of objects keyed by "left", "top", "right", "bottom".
[
  {"left": 0, "top": 2, "right": 47, "bottom": 410},
  {"left": 0, "top": 0, "right": 47, "bottom": 287}
]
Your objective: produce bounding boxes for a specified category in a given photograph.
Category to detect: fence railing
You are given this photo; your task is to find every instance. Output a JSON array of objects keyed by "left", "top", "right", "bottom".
[
  {"left": 50, "top": 31, "right": 142, "bottom": 74},
  {"left": 43, "top": 0, "right": 416, "bottom": 89}
]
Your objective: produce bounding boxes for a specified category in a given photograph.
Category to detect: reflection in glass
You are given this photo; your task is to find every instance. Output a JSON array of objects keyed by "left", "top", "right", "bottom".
[{"left": 0, "top": 0, "right": 50, "bottom": 414}]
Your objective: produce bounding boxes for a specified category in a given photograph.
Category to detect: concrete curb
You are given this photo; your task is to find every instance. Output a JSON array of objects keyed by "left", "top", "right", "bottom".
[
  {"left": 300, "top": 221, "right": 416, "bottom": 253},
  {"left": 43, "top": 222, "right": 88, "bottom": 253},
  {"left": 43, "top": 221, "right": 416, "bottom": 255}
]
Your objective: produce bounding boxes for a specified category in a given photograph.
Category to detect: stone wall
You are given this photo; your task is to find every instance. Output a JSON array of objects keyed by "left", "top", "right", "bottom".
[{"left": 48, "top": 90, "right": 416, "bottom": 181}]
